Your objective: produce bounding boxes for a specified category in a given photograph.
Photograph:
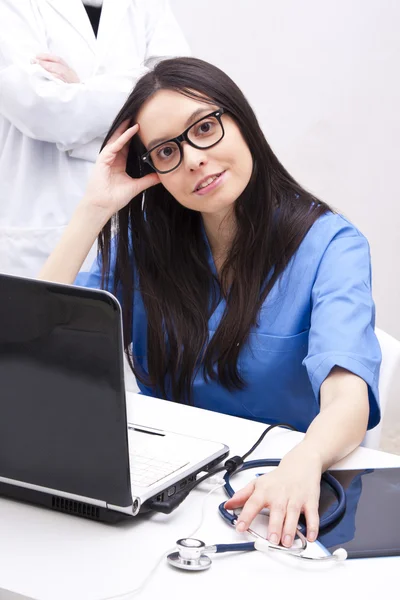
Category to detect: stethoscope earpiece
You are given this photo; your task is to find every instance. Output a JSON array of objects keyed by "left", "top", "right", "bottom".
[
  {"left": 254, "top": 537, "right": 348, "bottom": 563},
  {"left": 332, "top": 548, "right": 348, "bottom": 561}
]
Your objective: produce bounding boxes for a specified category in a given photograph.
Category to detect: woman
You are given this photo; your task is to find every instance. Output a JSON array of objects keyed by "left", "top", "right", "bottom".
[{"left": 40, "top": 57, "right": 381, "bottom": 550}]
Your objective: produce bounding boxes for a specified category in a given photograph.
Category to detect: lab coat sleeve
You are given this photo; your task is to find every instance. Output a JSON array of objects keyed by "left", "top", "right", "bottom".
[
  {"left": 0, "top": 0, "right": 145, "bottom": 147},
  {"left": 302, "top": 232, "right": 381, "bottom": 430},
  {"left": 66, "top": 137, "right": 104, "bottom": 163}
]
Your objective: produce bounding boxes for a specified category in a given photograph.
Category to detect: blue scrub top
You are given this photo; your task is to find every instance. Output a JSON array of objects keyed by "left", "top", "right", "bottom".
[{"left": 75, "top": 212, "right": 381, "bottom": 433}]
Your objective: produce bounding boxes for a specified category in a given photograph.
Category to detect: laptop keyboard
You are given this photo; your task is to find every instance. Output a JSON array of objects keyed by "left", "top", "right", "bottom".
[{"left": 128, "top": 428, "right": 190, "bottom": 487}]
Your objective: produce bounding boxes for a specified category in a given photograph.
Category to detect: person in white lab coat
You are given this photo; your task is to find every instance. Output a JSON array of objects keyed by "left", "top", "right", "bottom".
[{"left": 0, "top": 0, "right": 190, "bottom": 276}]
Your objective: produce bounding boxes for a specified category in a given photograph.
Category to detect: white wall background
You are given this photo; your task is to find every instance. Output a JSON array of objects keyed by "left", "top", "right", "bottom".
[
  {"left": 171, "top": 0, "right": 400, "bottom": 340},
  {"left": 170, "top": 0, "right": 400, "bottom": 451}
]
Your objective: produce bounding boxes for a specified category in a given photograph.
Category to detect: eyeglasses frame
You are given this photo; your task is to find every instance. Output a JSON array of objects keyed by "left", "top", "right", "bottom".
[{"left": 141, "top": 107, "right": 226, "bottom": 174}]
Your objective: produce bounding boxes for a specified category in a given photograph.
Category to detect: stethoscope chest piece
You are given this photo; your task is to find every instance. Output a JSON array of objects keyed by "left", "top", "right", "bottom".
[{"left": 167, "top": 538, "right": 212, "bottom": 571}]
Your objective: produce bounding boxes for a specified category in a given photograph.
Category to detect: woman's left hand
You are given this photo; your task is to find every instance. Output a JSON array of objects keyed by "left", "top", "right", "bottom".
[{"left": 224, "top": 442, "right": 323, "bottom": 547}]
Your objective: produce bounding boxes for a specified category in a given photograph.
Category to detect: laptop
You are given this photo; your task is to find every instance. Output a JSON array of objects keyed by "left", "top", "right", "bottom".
[{"left": 0, "top": 273, "right": 229, "bottom": 522}]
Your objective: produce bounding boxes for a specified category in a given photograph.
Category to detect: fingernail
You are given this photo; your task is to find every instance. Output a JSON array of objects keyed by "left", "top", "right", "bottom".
[
  {"left": 236, "top": 521, "right": 247, "bottom": 532},
  {"left": 283, "top": 535, "right": 292, "bottom": 547},
  {"left": 308, "top": 531, "right": 317, "bottom": 542},
  {"left": 269, "top": 533, "right": 279, "bottom": 545}
]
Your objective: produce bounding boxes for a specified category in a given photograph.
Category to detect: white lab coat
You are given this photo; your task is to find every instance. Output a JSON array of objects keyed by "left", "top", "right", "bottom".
[{"left": 0, "top": 0, "right": 190, "bottom": 277}]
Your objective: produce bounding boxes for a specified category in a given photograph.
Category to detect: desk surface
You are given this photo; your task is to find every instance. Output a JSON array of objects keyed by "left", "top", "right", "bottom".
[{"left": 1, "top": 393, "right": 399, "bottom": 600}]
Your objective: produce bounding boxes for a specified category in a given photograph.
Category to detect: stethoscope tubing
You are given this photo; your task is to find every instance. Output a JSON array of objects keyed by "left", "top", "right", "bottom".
[
  {"left": 218, "top": 458, "right": 346, "bottom": 540},
  {"left": 167, "top": 460, "right": 347, "bottom": 570}
]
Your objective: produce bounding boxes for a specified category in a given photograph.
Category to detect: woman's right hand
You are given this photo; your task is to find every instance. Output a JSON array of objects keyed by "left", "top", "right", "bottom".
[{"left": 83, "top": 120, "right": 160, "bottom": 217}]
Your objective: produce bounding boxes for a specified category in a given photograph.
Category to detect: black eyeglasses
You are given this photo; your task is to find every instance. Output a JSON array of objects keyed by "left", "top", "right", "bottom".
[{"left": 141, "top": 108, "right": 226, "bottom": 174}]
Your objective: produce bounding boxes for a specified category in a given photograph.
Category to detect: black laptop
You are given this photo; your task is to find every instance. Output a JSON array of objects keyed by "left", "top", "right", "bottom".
[{"left": 0, "top": 274, "right": 229, "bottom": 522}]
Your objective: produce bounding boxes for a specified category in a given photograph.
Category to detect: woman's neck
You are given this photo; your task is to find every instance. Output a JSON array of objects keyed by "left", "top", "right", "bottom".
[{"left": 201, "top": 209, "right": 236, "bottom": 270}]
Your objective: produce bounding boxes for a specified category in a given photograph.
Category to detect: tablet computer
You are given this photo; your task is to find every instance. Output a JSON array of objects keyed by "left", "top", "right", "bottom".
[{"left": 318, "top": 467, "right": 400, "bottom": 558}]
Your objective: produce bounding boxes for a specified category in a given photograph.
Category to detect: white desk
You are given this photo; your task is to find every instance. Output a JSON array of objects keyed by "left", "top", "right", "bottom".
[{"left": 0, "top": 393, "right": 399, "bottom": 600}]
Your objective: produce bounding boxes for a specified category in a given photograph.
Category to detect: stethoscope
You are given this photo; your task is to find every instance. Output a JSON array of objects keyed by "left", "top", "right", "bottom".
[{"left": 167, "top": 458, "right": 348, "bottom": 571}]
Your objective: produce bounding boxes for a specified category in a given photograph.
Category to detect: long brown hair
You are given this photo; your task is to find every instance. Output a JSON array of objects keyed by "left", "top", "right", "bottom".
[{"left": 99, "top": 57, "right": 330, "bottom": 402}]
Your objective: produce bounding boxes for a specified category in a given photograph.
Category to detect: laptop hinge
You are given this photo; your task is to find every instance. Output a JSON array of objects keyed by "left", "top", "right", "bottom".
[{"left": 107, "top": 497, "right": 141, "bottom": 516}]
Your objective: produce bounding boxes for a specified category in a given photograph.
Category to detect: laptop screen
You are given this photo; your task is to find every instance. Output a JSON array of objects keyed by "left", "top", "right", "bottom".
[{"left": 0, "top": 275, "right": 132, "bottom": 507}]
